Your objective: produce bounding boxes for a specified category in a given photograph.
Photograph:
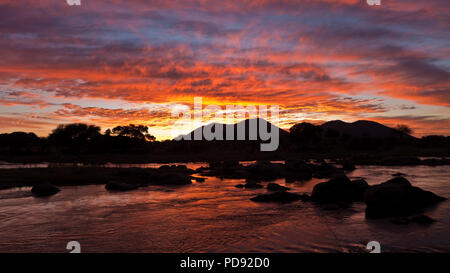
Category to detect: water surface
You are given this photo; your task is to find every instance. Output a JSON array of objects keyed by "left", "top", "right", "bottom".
[{"left": 0, "top": 163, "right": 449, "bottom": 253}]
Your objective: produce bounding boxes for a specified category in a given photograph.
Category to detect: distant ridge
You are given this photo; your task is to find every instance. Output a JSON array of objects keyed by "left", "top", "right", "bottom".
[
  {"left": 321, "top": 120, "right": 407, "bottom": 138},
  {"left": 174, "top": 118, "right": 289, "bottom": 141},
  {"left": 175, "top": 119, "right": 411, "bottom": 141}
]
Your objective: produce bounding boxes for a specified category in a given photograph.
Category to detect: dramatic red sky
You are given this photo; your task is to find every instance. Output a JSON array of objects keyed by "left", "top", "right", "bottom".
[{"left": 0, "top": 0, "right": 449, "bottom": 139}]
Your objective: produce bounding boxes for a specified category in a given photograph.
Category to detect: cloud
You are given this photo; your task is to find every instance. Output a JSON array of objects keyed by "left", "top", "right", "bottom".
[{"left": 0, "top": 0, "right": 448, "bottom": 136}]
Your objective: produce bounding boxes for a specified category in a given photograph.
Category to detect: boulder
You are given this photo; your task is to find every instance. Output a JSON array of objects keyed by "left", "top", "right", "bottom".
[
  {"left": 364, "top": 177, "right": 446, "bottom": 218},
  {"left": 208, "top": 161, "right": 221, "bottom": 169},
  {"left": 31, "top": 184, "right": 60, "bottom": 197},
  {"left": 285, "top": 159, "right": 306, "bottom": 171},
  {"left": 193, "top": 177, "right": 206, "bottom": 182},
  {"left": 251, "top": 191, "right": 303, "bottom": 203},
  {"left": 223, "top": 161, "right": 240, "bottom": 168},
  {"left": 311, "top": 174, "right": 369, "bottom": 203},
  {"left": 244, "top": 181, "right": 263, "bottom": 189},
  {"left": 246, "top": 161, "right": 286, "bottom": 180},
  {"left": 313, "top": 163, "right": 342, "bottom": 178},
  {"left": 342, "top": 160, "right": 356, "bottom": 171},
  {"left": 285, "top": 160, "right": 313, "bottom": 182},
  {"left": 391, "top": 215, "right": 437, "bottom": 225},
  {"left": 208, "top": 161, "right": 240, "bottom": 169},
  {"left": 158, "top": 164, "right": 192, "bottom": 173},
  {"left": 105, "top": 181, "right": 138, "bottom": 191},
  {"left": 204, "top": 161, "right": 247, "bottom": 179},
  {"left": 195, "top": 166, "right": 208, "bottom": 172},
  {"left": 157, "top": 173, "right": 193, "bottom": 185},
  {"left": 410, "top": 215, "right": 437, "bottom": 225},
  {"left": 379, "top": 156, "right": 421, "bottom": 166},
  {"left": 158, "top": 165, "right": 172, "bottom": 170},
  {"left": 320, "top": 202, "right": 349, "bottom": 210},
  {"left": 351, "top": 179, "right": 370, "bottom": 200},
  {"left": 299, "top": 193, "right": 311, "bottom": 202},
  {"left": 267, "top": 183, "right": 290, "bottom": 192}
]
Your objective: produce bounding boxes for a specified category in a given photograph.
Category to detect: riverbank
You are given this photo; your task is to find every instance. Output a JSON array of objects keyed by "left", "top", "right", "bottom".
[
  {"left": 0, "top": 166, "right": 197, "bottom": 190},
  {"left": 1, "top": 147, "right": 449, "bottom": 165}
]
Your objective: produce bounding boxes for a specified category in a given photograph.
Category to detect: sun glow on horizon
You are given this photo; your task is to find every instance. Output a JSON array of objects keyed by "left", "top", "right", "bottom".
[{"left": 0, "top": 0, "right": 448, "bottom": 138}]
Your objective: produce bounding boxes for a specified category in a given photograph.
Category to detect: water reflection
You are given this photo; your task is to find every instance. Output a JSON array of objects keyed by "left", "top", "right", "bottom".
[{"left": 0, "top": 164, "right": 448, "bottom": 253}]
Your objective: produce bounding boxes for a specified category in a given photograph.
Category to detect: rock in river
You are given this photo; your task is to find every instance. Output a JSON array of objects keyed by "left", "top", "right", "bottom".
[
  {"left": 251, "top": 191, "right": 303, "bottom": 203},
  {"left": 105, "top": 181, "right": 138, "bottom": 192},
  {"left": 193, "top": 177, "right": 206, "bottom": 182},
  {"left": 157, "top": 173, "right": 193, "bottom": 185},
  {"left": 391, "top": 215, "right": 437, "bottom": 225},
  {"left": 246, "top": 161, "right": 287, "bottom": 181},
  {"left": 31, "top": 184, "right": 60, "bottom": 197},
  {"left": 244, "top": 181, "right": 263, "bottom": 189},
  {"left": 267, "top": 183, "right": 290, "bottom": 192},
  {"left": 311, "top": 174, "right": 369, "bottom": 203},
  {"left": 342, "top": 160, "right": 356, "bottom": 171},
  {"left": 364, "top": 177, "right": 446, "bottom": 218},
  {"left": 312, "top": 163, "right": 342, "bottom": 179}
]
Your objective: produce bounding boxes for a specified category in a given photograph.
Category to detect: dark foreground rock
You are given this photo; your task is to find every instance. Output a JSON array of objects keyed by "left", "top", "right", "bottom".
[
  {"left": 244, "top": 181, "right": 263, "bottom": 189},
  {"left": 391, "top": 215, "right": 437, "bottom": 225},
  {"left": 156, "top": 173, "right": 193, "bottom": 185},
  {"left": 193, "top": 177, "right": 206, "bottom": 182},
  {"left": 410, "top": 215, "right": 437, "bottom": 224},
  {"left": 298, "top": 193, "right": 311, "bottom": 202},
  {"left": 285, "top": 160, "right": 313, "bottom": 181},
  {"left": 31, "top": 184, "right": 60, "bottom": 197},
  {"left": 246, "top": 161, "right": 287, "bottom": 181},
  {"left": 351, "top": 179, "right": 370, "bottom": 200},
  {"left": 202, "top": 160, "right": 349, "bottom": 183},
  {"left": 158, "top": 164, "right": 195, "bottom": 174},
  {"left": 342, "top": 160, "right": 356, "bottom": 171},
  {"left": 364, "top": 177, "right": 446, "bottom": 218},
  {"left": 267, "top": 183, "right": 290, "bottom": 192},
  {"left": 251, "top": 191, "right": 303, "bottom": 203},
  {"left": 105, "top": 181, "right": 138, "bottom": 191},
  {"left": 312, "top": 163, "right": 343, "bottom": 178},
  {"left": 311, "top": 175, "right": 369, "bottom": 203},
  {"left": 319, "top": 202, "right": 350, "bottom": 210}
]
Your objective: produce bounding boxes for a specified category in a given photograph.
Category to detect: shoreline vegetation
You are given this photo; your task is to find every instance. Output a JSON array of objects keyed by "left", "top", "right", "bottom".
[{"left": 0, "top": 118, "right": 449, "bottom": 164}]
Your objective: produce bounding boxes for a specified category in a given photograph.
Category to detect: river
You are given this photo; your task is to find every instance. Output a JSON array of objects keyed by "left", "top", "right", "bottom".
[{"left": 0, "top": 162, "right": 448, "bottom": 252}]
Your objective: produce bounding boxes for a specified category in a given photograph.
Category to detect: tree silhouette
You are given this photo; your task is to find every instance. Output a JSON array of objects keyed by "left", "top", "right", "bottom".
[
  {"left": 49, "top": 123, "right": 101, "bottom": 144},
  {"left": 395, "top": 124, "right": 413, "bottom": 136},
  {"left": 111, "top": 124, "right": 155, "bottom": 141},
  {"left": 289, "top": 122, "right": 322, "bottom": 148}
]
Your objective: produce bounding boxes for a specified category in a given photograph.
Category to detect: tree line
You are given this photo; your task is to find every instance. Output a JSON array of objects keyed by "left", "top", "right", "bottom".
[{"left": 0, "top": 122, "right": 449, "bottom": 156}]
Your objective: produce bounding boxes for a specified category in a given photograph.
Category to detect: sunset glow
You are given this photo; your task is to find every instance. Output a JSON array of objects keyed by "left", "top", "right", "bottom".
[{"left": 0, "top": 0, "right": 449, "bottom": 139}]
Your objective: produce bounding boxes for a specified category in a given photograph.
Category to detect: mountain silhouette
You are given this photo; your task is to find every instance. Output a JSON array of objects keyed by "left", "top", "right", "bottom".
[
  {"left": 321, "top": 120, "right": 407, "bottom": 138},
  {"left": 174, "top": 118, "right": 289, "bottom": 141}
]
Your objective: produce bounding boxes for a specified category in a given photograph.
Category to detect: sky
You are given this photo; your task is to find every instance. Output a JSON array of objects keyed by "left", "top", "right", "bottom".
[{"left": 0, "top": 0, "right": 449, "bottom": 139}]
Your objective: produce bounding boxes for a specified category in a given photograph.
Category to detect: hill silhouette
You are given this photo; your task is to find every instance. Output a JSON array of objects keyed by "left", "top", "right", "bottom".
[
  {"left": 176, "top": 119, "right": 411, "bottom": 141},
  {"left": 321, "top": 120, "right": 411, "bottom": 138},
  {"left": 175, "top": 118, "right": 289, "bottom": 141}
]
